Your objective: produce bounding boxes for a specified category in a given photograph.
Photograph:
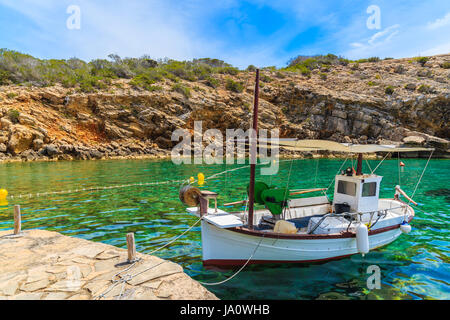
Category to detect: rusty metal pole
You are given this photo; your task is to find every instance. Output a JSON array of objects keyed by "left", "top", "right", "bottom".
[
  {"left": 248, "top": 69, "right": 259, "bottom": 229},
  {"left": 356, "top": 153, "right": 363, "bottom": 175}
]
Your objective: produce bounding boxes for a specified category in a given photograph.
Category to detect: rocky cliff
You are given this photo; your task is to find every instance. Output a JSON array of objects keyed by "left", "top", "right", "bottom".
[{"left": 0, "top": 54, "right": 449, "bottom": 162}]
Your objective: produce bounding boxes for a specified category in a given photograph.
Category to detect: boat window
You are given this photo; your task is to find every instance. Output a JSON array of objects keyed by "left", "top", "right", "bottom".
[
  {"left": 362, "top": 182, "right": 377, "bottom": 197},
  {"left": 337, "top": 181, "right": 356, "bottom": 196}
]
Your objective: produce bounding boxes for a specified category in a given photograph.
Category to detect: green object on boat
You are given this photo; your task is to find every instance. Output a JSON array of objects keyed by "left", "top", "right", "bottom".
[
  {"left": 260, "top": 188, "right": 289, "bottom": 215},
  {"left": 247, "top": 181, "right": 269, "bottom": 205}
]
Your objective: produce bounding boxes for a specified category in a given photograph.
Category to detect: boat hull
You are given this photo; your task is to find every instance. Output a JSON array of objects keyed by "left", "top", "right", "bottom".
[{"left": 201, "top": 220, "right": 403, "bottom": 266}]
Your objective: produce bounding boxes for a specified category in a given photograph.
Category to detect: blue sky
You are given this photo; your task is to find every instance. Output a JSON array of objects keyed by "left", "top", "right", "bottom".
[{"left": 0, "top": 0, "right": 449, "bottom": 68}]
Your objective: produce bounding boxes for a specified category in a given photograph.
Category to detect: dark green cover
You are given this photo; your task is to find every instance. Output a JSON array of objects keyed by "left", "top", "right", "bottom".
[{"left": 260, "top": 188, "right": 289, "bottom": 215}]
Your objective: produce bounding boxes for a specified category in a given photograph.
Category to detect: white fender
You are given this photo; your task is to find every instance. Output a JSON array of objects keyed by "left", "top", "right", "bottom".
[
  {"left": 400, "top": 222, "right": 412, "bottom": 234},
  {"left": 356, "top": 223, "right": 369, "bottom": 256}
]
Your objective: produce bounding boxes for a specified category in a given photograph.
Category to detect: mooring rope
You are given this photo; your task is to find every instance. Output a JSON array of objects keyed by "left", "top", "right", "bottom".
[
  {"left": 197, "top": 236, "right": 264, "bottom": 286},
  {"left": 95, "top": 216, "right": 203, "bottom": 300}
]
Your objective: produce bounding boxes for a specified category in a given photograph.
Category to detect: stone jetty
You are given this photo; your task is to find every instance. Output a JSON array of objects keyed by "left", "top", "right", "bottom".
[{"left": 0, "top": 229, "right": 217, "bottom": 300}]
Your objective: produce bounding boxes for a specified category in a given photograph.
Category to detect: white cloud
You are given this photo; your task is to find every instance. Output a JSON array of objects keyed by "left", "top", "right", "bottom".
[
  {"left": 421, "top": 42, "right": 450, "bottom": 56},
  {"left": 427, "top": 12, "right": 450, "bottom": 29},
  {"left": 343, "top": 24, "right": 401, "bottom": 57},
  {"left": 367, "top": 24, "right": 400, "bottom": 46}
]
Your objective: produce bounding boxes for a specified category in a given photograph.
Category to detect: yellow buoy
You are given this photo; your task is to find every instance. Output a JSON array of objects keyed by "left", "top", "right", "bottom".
[
  {"left": 0, "top": 189, "right": 8, "bottom": 206},
  {"left": 0, "top": 189, "right": 7, "bottom": 201},
  {"left": 189, "top": 176, "right": 195, "bottom": 184},
  {"left": 198, "top": 173, "right": 205, "bottom": 185}
]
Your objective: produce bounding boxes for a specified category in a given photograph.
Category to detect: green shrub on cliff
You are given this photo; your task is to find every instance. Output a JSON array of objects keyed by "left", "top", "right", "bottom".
[
  {"left": 414, "top": 56, "right": 429, "bottom": 66},
  {"left": 0, "top": 69, "right": 11, "bottom": 85},
  {"left": 172, "top": 83, "right": 191, "bottom": 98},
  {"left": 0, "top": 49, "right": 243, "bottom": 89},
  {"left": 355, "top": 57, "right": 380, "bottom": 63},
  {"left": 130, "top": 70, "right": 163, "bottom": 90},
  {"left": 225, "top": 78, "right": 244, "bottom": 93},
  {"left": 385, "top": 86, "right": 394, "bottom": 95},
  {"left": 417, "top": 84, "right": 433, "bottom": 93},
  {"left": 204, "top": 76, "right": 219, "bottom": 88},
  {"left": 8, "top": 109, "right": 20, "bottom": 123}
]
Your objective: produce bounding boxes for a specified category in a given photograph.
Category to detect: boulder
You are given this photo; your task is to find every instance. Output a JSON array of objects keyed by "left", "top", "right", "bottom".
[
  {"left": 7, "top": 125, "right": 34, "bottom": 155},
  {"left": 32, "top": 139, "right": 44, "bottom": 151},
  {"left": 0, "top": 118, "right": 12, "bottom": 130},
  {"left": 44, "top": 144, "right": 59, "bottom": 157},
  {"left": 403, "top": 135, "right": 425, "bottom": 145},
  {"left": 18, "top": 114, "right": 36, "bottom": 126}
]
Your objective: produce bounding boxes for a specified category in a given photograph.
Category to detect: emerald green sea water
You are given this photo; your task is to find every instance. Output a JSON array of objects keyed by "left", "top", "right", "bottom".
[{"left": 0, "top": 158, "right": 448, "bottom": 300}]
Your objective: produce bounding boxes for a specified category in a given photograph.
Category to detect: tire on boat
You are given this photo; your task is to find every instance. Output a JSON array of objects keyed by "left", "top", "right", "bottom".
[{"left": 179, "top": 185, "right": 202, "bottom": 206}]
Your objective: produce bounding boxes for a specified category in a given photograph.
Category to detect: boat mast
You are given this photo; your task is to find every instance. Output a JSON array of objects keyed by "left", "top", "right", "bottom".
[
  {"left": 248, "top": 69, "right": 260, "bottom": 229},
  {"left": 356, "top": 153, "right": 363, "bottom": 175}
]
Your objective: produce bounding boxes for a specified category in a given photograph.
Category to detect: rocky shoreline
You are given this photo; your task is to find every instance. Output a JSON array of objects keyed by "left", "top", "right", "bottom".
[{"left": 1, "top": 53, "right": 449, "bottom": 163}]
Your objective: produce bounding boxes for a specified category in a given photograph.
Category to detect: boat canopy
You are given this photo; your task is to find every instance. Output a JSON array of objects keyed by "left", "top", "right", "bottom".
[{"left": 258, "top": 139, "right": 434, "bottom": 153}]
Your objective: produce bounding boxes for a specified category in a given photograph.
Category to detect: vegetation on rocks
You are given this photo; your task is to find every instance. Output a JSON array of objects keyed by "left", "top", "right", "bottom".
[
  {"left": 225, "top": 78, "right": 244, "bottom": 93},
  {"left": 8, "top": 109, "right": 19, "bottom": 123},
  {"left": 385, "top": 86, "right": 395, "bottom": 95},
  {"left": 0, "top": 49, "right": 448, "bottom": 162},
  {"left": 172, "top": 83, "right": 191, "bottom": 98}
]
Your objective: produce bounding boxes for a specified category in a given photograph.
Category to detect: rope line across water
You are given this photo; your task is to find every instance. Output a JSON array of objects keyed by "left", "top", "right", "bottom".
[{"left": 7, "top": 159, "right": 296, "bottom": 200}]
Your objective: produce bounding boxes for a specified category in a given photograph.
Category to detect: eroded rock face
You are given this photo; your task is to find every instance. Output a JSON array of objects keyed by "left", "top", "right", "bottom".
[
  {"left": 7, "top": 125, "right": 34, "bottom": 155},
  {"left": 0, "top": 53, "right": 448, "bottom": 161}
]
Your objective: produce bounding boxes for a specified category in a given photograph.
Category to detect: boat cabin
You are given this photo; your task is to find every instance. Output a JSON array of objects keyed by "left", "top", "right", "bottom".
[{"left": 333, "top": 172, "right": 383, "bottom": 215}]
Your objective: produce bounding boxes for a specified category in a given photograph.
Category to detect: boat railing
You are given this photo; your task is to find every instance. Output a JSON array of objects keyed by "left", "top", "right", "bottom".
[{"left": 307, "top": 205, "right": 408, "bottom": 234}]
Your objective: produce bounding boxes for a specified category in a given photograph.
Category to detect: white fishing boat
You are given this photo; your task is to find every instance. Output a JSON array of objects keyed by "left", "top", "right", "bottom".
[{"left": 179, "top": 70, "right": 434, "bottom": 267}]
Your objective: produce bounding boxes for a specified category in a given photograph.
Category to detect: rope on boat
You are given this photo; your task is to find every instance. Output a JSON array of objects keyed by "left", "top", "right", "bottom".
[
  {"left": 197, "top": 236, "right": 265, "bottom": 286},
  {"left": 370, "top": 152, "right": 391, "bottom": 174},
  {"left": 325, "top": 157, "right": 348, "bottom": 192},
  {"left": 409, "top": 149, "right": 434, "bottom": 203}
]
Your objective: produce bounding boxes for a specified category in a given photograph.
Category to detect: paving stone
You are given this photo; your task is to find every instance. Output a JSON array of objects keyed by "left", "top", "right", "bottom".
[
  {"left": 71, "top": 257, "right": 94, "bottom": 265},
  {"left": 133, "top": 288, "right": 158, "bottom": 300},
  {"left": 125, "top": 261, "right": 183, "bottom": 286},
  {"left": 67, "top": 293, "right": 91, "bottom": 300},
  {"left": 83, "top": 280, "right": 110, "bottom": 297},
  {"left": 94, "top": 260, "right": 117, "bottom": 273},
  {"left": 43, "top": 292, "right": 69, "bottom": 300},
  {"left": 141, "top": 280, "right": 162, "bottom": 290},
  {"left": 96, "top": 250, "right": 120, "bottom": 260},
  {"left": 45, "top": 266, "right": 67, "bottom": 274},
  {"left": 46, "top": 280, "right": 83, "bottom": 292},
  {"left": 79, "top": 264, "right": 93, "bottom": 278},
  {"left": 0, "top": 280, "right": 18, "bottom": 296},
  {"left": 20, "top": 278, "right": 49, "bottom": 292},
  {"left": 11, "top": 292, "right": 44, "bottom": 300},
  {"left": 71, "top": 246, "right": 105, "bottom": 259}
]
